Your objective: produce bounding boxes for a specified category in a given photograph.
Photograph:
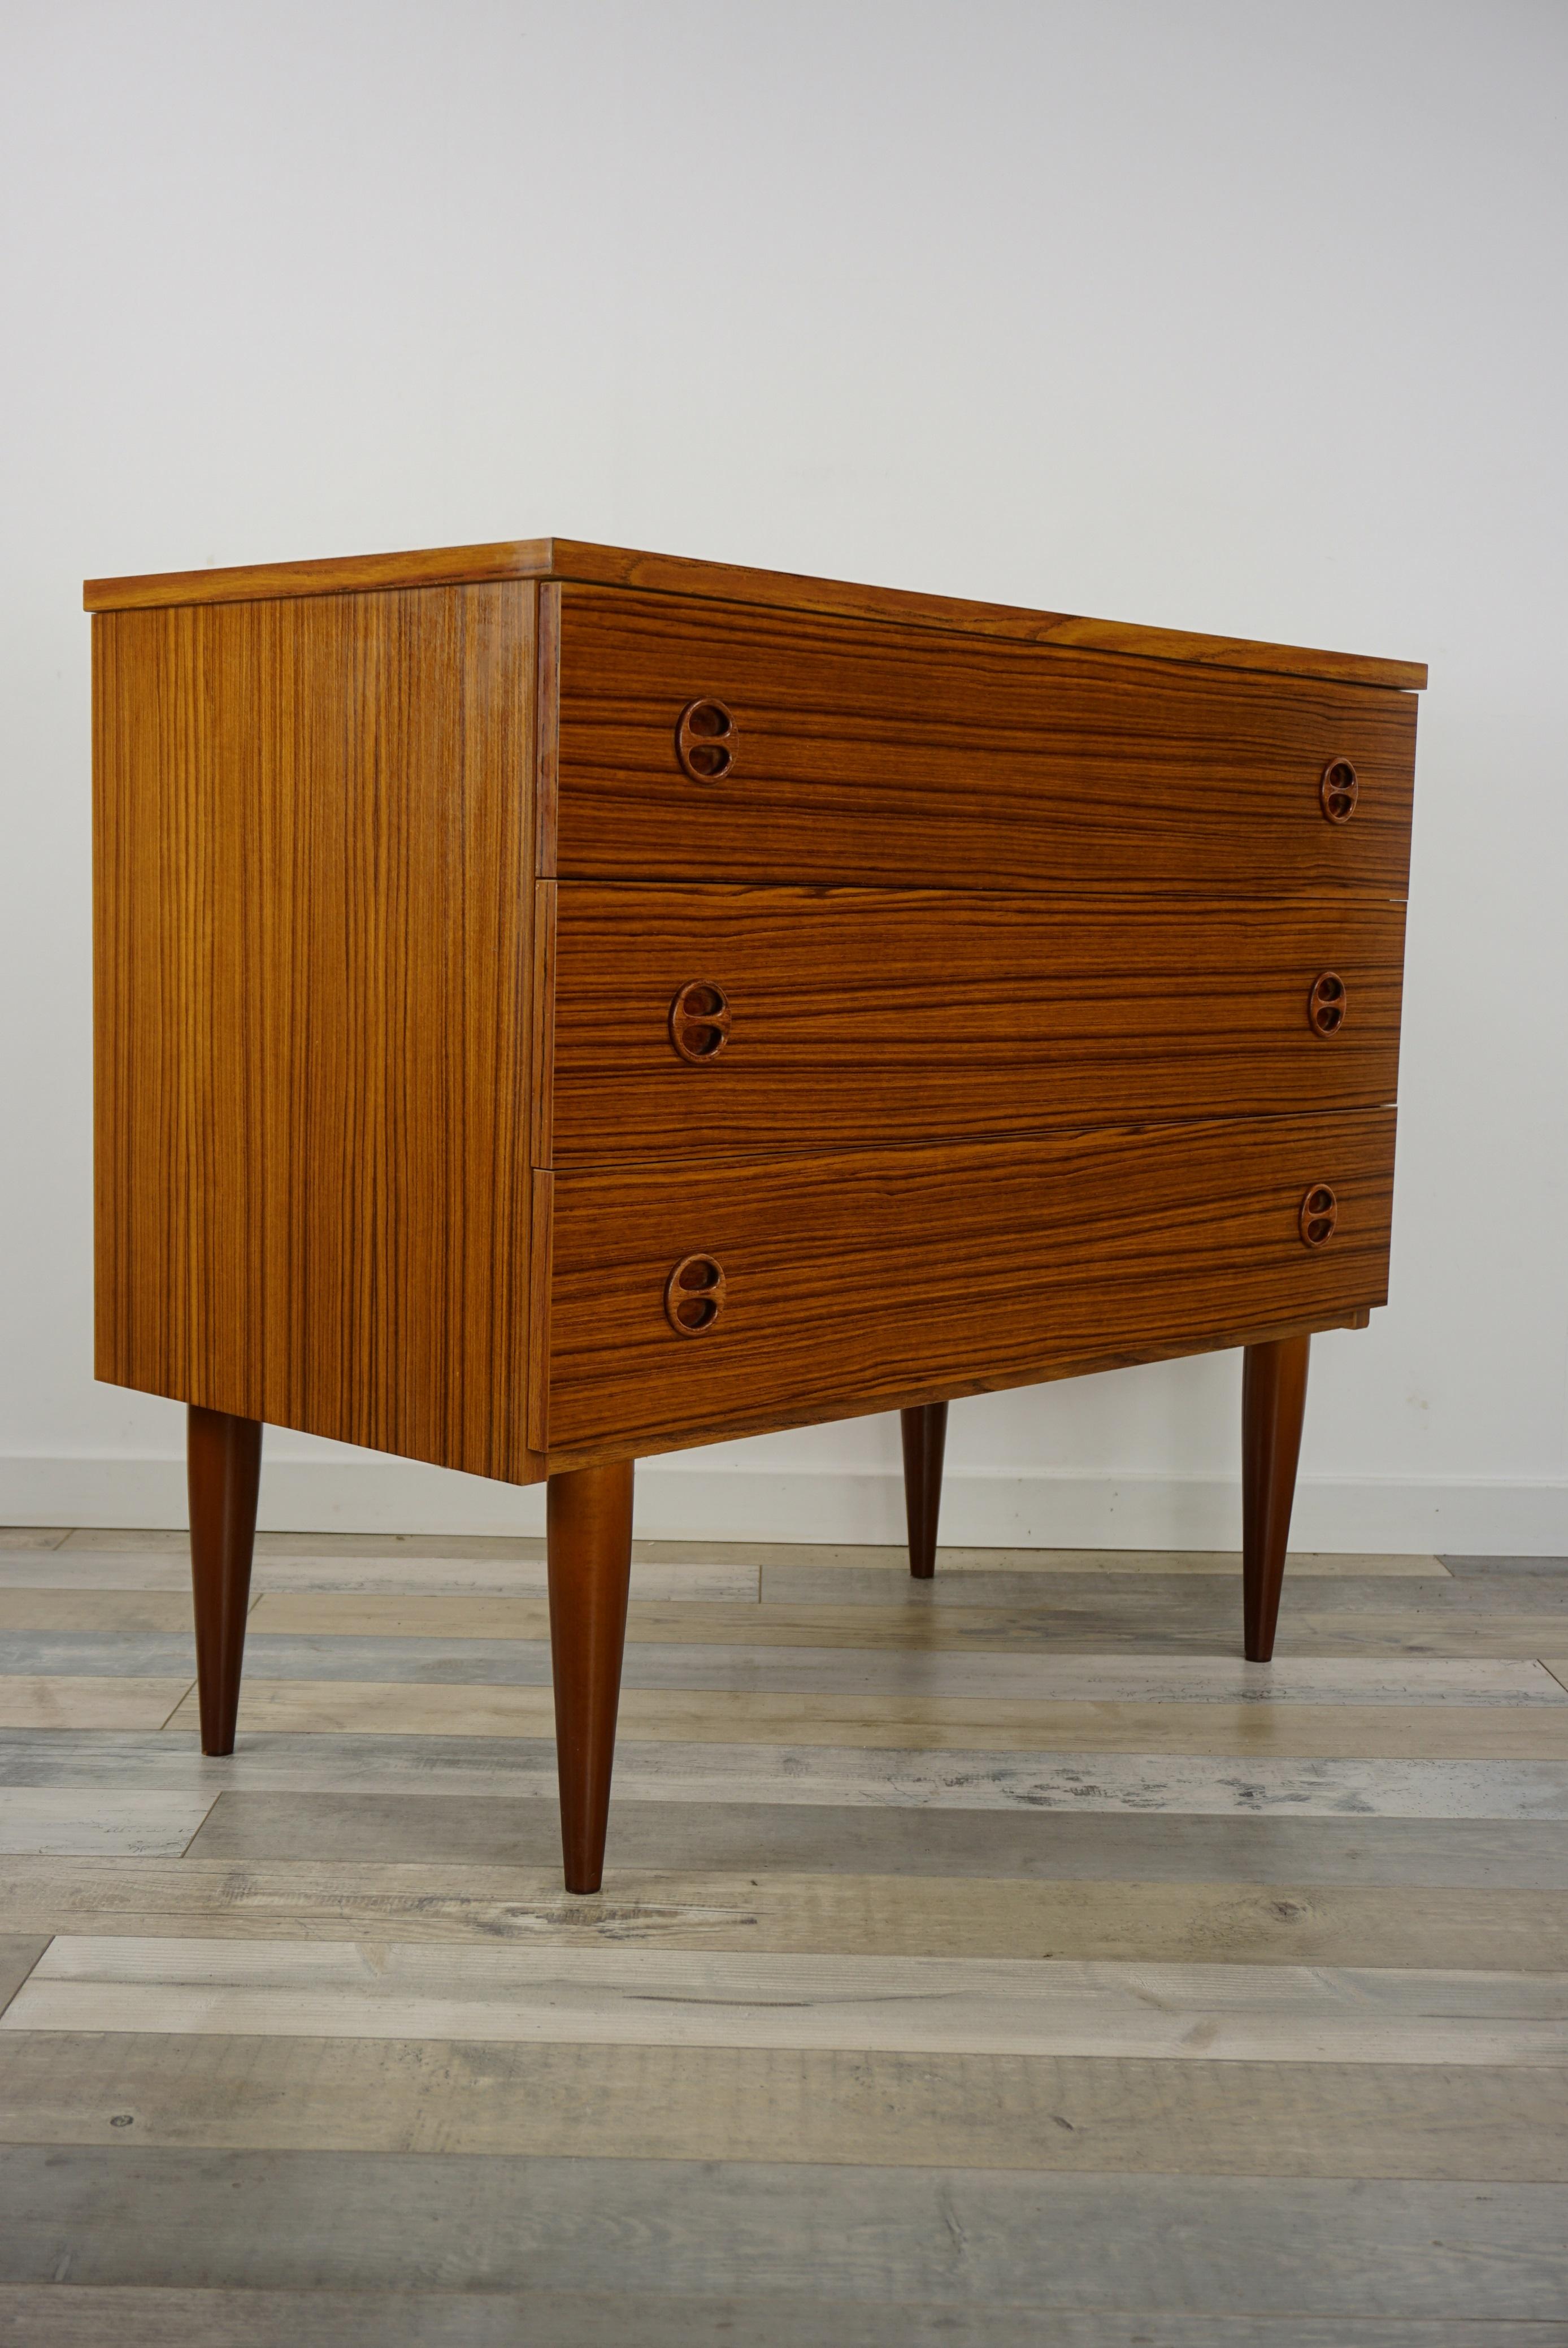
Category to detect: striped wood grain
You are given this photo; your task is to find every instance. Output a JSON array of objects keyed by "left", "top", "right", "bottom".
[
  {"left": 547, "top": 1113, "right": 1396, "bottom": 1455},
  {"left": 83, "top": 533, "right": 1430, "bottom": 689},
  {"left": 556, "top": 587, "right": 1419, "bottom": 892},
  {"left": 92, "top": 585, "right": 541, "bottom": 1482},
  {"left": 551, "top": 884, "right": 1407, "bottom": 1155}
]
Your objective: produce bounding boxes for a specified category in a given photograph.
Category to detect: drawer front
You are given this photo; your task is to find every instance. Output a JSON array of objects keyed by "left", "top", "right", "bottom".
[
  {"left": 554, "top": 588, "right": 1417, "bottom": 892},
  {"left": 545, "top": 1110, "right": 1395, "bottom": 1453},
  {"left": 550, "top": 884, "right": 1405, "bottom": 1161}
]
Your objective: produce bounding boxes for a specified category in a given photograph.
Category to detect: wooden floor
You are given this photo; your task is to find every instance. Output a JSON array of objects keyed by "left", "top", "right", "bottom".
[{"left": 0, "top": 1526, "right": 1565, "bottom": 2344}]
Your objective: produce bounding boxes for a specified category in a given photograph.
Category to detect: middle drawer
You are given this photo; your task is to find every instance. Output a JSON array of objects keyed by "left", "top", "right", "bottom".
[{"left": 548, "top": 884, "right": 1405, "bottom": 1162}]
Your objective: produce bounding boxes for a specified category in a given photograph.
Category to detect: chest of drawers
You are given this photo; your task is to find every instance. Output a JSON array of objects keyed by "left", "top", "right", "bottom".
[{"left": 85, "top": 538, "right": 1422, "bottom": 1889}]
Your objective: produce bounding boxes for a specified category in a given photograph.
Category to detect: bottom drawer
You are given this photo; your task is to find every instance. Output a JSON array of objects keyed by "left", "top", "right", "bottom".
[{"left": 544, "top": 1110, "right": 1395, "bottom": 1455}]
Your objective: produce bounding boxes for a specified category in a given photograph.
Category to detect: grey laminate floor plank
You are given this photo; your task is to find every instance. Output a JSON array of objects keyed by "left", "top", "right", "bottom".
[
  {"left": 5, "top": 2034, "right": 1564, "bottom": 2180},
  {"left": 45, "top": 1739, "right": 1568, "bottom": 1843},
  {"left": 0, "top": 1791, "right": 213, "bottom": 1857},
  {"left": 12, "top": 1938, "right": 1567, "bottom": 2065},
  {"left": 4, "top": 2286, "right": 1560, "bottom": 2347},
  {"left": 55, "top": 1530, "right": 549, "bottom": 1558},
  {"left": 0, "top": 1939, "right": 48, "bottom": 2019},
  {"left": 20, "top": 1592, "right": 1568, "bottom": 1656},
  {"left": 43, "top": 1622, "right": 1562, "bottom": 1686},
  {"left": 171, "top": 1785, "right": 1568, "bottom": 1883},
  {"left": 0, "top": 1679, "right": 192, "bottom": 1730},
  {"left": 6, "top": 1856, "right": 1561, "bottom": 1969},
  {"left": 215, "top": 1620, "right": 1568, "bottom": 1705},
  {"left": 0, "top": 1553, "right": 757, "bottom": 1599},
  {"left": 15, "top": 1725, "right": 1568, "bottom": 1829},
  {"left": 761, "top": 1565, "right": 1568, "bottom": 1612},
  {"left": 158, "top": 1726, "right": 1568, "bottom": 1816},
  {"left": 246, "top": 1558, "right": 759, "bottom": 1600},
  {"left": 1271, "top": 1614, "right": 1568, "bottom": 1657},
  {"left": 1441, "top": 1556, "right": 1568, "bottom": 1574},
  {"left": 752, "top": 1544, "right": 1448, "bottom": 1577},
  {"left": 0, "top": 1553, "right": 202, "bottom": 1590},
  {"left": 12, "top": 1529, "right": 1467, "bottom": 1569},
  {"left": 163, "top": 1675, "right": 1568, "bottom": 1761},
  {"left": 3, "top": 2151, "right": 1564, "bottom": 2314},
  {"left": 0, "top": 1592, "right": 196, "bottom": 1631}
]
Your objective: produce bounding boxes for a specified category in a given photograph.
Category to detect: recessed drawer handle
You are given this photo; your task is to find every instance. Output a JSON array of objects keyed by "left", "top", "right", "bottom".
[
  {"left": 676, "top": 699, "right": 738, "bottom": 782},
  {"left": 670, "top": 980, "right": 732, "bottom": 1062},
  {"left": 1299, "top": 1185, "right": 1339, "bottom": 1247},
  {"left": 665, "top": 1253, "right": 727, "bottom": 1335},
  {"left": 1308, "top": 971, "right": 1348, "bottom": 1036},
  {"left": 1321, "top": 757, "right": 1359, "bottom": 823}
]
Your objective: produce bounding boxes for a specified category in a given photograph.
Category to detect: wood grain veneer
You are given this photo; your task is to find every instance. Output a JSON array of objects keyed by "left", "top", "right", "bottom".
[
  {"left": 545, "top": 1110, "right": 1395, "bottom": 1453},
  {"left": 550, "top": 884, "right": 1405, "bottom": 1158},
  {"left": 553, "top": 587, "right": 1418, "bottom": 892},
  {"left": 84, "top": 537, "right": 1427, "bottom": 690},
  {"left": 92, "top": 580, "right": 543, "bottom": 1483}
]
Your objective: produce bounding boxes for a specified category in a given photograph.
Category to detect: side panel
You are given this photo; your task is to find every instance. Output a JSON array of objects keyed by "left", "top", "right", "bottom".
[{"left": 92, "top": 580, "right": 543, "bottom": 1483}]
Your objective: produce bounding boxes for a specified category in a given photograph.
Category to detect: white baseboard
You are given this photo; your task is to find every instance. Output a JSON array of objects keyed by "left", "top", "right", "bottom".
[{"left": 1, "top": 1453, "right": 1564, "bottom": 1554}]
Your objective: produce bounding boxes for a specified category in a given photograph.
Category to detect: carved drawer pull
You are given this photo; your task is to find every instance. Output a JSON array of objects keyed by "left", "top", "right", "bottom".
[
  {"left": 1308, "top": 971, "right": 1348, "bottom": 1036},
  {"left": 670, "top": 980, "right": 732, "bottom": 1062},
  {"left": 1299, "top": 1184, "right": 1339, "bottom": 1248},
  {"left": 1320, "top": 757, "right": 1359, "bottom": 823},
  {"left": 665, "top": 1253, "right": 727, "bottom": 1335},
  {"left": 676, "top": 699, "right": 738, "bottom": 782}
]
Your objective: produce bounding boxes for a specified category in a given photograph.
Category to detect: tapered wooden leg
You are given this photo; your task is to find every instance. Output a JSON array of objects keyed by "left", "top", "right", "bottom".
[
  {"left": 186, "top": 1404, "right": 263, "bottom": 1756},
  {"left": 1241, "top": 1335, "right": 1310, "bottom": 1663},
  {"left": 901, "top": 1401, "right": 948, "bottom": 1579},
  {"left": 547, "top": 1458, "right": 635, "bottom": 1893}
]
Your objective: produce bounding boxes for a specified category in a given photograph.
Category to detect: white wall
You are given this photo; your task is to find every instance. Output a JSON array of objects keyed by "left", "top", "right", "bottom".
[{"left": 2, "top": 0, "right": 1565, "bottom": 1550}]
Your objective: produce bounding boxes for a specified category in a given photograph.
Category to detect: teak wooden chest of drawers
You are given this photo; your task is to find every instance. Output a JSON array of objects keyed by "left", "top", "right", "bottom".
[{"left": 85, "top": 537, "right": 1422, "bottom": 1890}]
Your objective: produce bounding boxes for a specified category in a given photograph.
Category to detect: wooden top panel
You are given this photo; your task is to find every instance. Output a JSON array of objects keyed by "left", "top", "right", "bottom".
[{"left": 82, "top": 536, "right": 1426, "bottom": 691}]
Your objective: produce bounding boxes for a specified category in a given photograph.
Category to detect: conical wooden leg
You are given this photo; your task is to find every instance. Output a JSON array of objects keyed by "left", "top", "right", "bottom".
[
  {"left": 187, "top": 1404, "right": 263, "bottom": 1755},
  {"left": 901, "top": 1401, "right": 948, "bottom": 1579},
  {"left": 1241, "top": 1335, "right": 1310, "bottom": 1662},
  {"left": 547, "top": 1458, "right": 635, "bottom": 1893}
]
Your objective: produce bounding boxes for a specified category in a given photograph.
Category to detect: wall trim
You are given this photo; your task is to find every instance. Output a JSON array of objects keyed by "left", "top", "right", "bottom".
[{"left": 1, "top": 1454, "right": 1564, "bottom": 1553}]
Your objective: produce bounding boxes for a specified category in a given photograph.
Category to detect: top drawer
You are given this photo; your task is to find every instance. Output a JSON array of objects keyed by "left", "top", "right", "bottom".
[{"left": 553, "top": 587, "right": 1417, "bottom": 892}]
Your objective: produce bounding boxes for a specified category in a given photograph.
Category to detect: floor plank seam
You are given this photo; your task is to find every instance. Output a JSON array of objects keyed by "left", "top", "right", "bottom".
[{"left": 155, "top": 1686, "right": 196, "bottom": 1733}]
